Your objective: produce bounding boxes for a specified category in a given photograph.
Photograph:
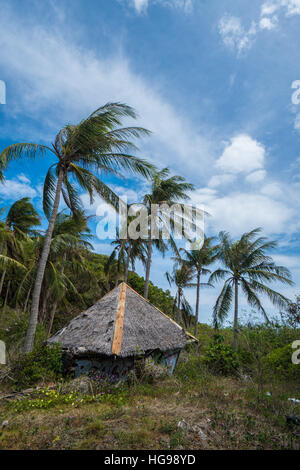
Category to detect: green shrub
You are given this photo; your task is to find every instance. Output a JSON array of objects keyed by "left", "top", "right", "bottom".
[
  {"left": 175, "top": 352, "right": 205, "bottom": 382},
  {"left": 262, "top": 343, "right": 300, "bottom": 381},
  {"left": 203, "top": 335, "right": 239, "bottom": 375},
  {"left": 0, "top": 311, "right": 47, "bottom": 356},
  {"left": 11, "top": 343, "right": 62, "bottom": 389}
]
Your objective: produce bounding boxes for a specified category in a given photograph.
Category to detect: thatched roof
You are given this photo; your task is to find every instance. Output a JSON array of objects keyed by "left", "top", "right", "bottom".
[{"left": 48, "top": 283, "right": 197, "bottom": 358}]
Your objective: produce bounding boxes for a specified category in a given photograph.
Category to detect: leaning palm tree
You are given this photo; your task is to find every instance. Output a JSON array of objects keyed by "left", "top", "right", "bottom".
[
  {"left": 181, "top": 236, "right": 218, "bottom": 337},
  {"left": 209, "top": 228, "right": 293, "bottom": 351},
  {"left": 1, "top": 103, "right": 154, "bottom": 352},
  {"left": 143, "top": 168, "right": 194, "bottom": 299}
]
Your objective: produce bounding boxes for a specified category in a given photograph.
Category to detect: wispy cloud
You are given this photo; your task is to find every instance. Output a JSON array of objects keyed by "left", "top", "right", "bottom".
[
  {"left": 0, "top": 6, "right": 212, "bottom": 180},
  {"left": 0, "top": 174, "right": 37, "bottom": 200},
  {"left": 218, "top": 15, "right": 257, "bottom": 55},
  {"left": 219, "top": 1, "right": 300, "bottom": 55},
  {"left": 121, "top": 0, "right": 193, "bottom": 15}
]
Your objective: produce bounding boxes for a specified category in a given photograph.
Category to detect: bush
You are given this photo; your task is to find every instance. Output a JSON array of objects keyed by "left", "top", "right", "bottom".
[
  {"left": 175, "top": 352, "right": 205, "bottom": 382},
  {"left": 0, "top": 311, "right": 47, "bottom": 358},
  {"left": 129, "top": 357, "right": 170, "bottom": 384},
  {"left": 11, "top": 343, "right": 62, "bottom": 389},
  {"left": 203, "top": 335, "right": 239, "bottom": 375},
  {"left": 262, "top": 343, "right": 300, "bottom": 382}
]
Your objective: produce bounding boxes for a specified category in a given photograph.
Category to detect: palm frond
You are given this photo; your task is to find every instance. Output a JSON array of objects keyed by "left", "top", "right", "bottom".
[
  {"left": 213, "top": 280, "right": 233, "bottom": 328},
  {"left": 43, "top": 164, "right": 58, "bottom": 220},
  {"left": 240, "top": 279, "right": 269, "bottom": 322}
]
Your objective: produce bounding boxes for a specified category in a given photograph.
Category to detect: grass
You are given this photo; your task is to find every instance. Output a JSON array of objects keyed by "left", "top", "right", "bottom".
[{"left": 0, "top": 369, "right": 299, "bottom": 450}]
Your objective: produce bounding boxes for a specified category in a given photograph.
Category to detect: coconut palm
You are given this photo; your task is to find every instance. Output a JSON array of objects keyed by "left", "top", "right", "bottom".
[
  {"left": 181, "top": 237, "right": 219, "bottom": 337},
  {"left": 1, "top": 103, "right": 154, "bottom": 352},
  {"left": 108, "top": 212, "right": 147, "bottom": 285},
  {"left": 45, "top": 211, "right": 93, "bottom": 336},
  {"left": 143, "top": 168, "right": 194, "bottom": 299},
  {"left": 16, "top": 210, "right": 95, "bottom": 332},
  {"left": 166, "top": 264, "right": 194, "bottom": 323},
  {"left": 6, "top": 197, "right": 41, "bottom": 238},
  {"left": 209, "top": 228, "right": 293, "bottom": 351},
  {"left": 106, "top": 232, "right": 127, "bottom": 287},
  {"left": 0, "top": 198, "right": 39, "bottom": 300},
  {"left": 124, "top": 237, "right": 146, "bottom": 283}
]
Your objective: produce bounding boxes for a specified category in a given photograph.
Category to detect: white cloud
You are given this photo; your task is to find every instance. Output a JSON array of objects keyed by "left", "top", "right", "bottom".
[
  {"left": 261, "top": 0, "right": 300, "bottom": 17},
  {"left": 197, "top": 132, "right": 300, "bottom": 239},
  {"left": 220, "top": 2, "right": 300, "bottom": 55},
  {"left": 0, "top": 175, "right": 37, "bottom": 200},
  {"left": 191, "top": 188, "right": 295, "bottom": 236},
  {"left": 260, "top": 182, "right": 283, "bottom": 197},
  {"left": 218, "top": 15, "right": 257, "bottom": 55},
  {"left": 215, "top": 134, "right": 265, "bottom": 174},
  {"left": 0, "top": 8, "right": 212, "bottom": 180},
  {"left": 124, "top": 0, "right": 193, "bottom": 14},
  {"left": 259, "top": 16, "right": 278, "bottom": 29},
  {"left": 272, "top": 254, "right": 300, "bottom": 269},
  {"left": 246, "top": 169, "right": 267, "bottom": 184},
  {"left": 17, "top": 174, "right": 31, "bottom": 184},
  {"left": 261, "top": 2, "right": 280, "bottom": 16},
  {"left": 284, "top": 0, "right": 300, "bottom": 16},
  {"left": 133, "top": 0, "right": 148, "bottom": 14},
  {"left": 208, "top": 173, "right": 236, "bottom": 188}
]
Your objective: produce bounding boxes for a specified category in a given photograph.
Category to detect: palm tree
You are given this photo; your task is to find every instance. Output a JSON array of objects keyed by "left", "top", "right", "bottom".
[
  {"left": 15, "top": 210, "right": 91, "bottom": 326},
  {"left": 143, "top": 168, "right": 194, "bottom": 299},
  {"left": 181, "top": 237, "right": 218, "bottom": 337},
  {"left": 108, "top": 213, "right": 147, "bottom": 285},
  {"left": 6, "top": 198, "right": 41, "bottom": 238},
  {"left": 166, "top": 264, "right": 194, "bottom": 323},
  {"left": 209, "top": 228, "right": 293, "bottom": 351},
  {"left": 0, "top": 198, "right": 40, "bottom": 300},
  {"left": 45, "top": 211, "right": 93, "bottom": 336},
  {"left": 1, "top": 103, "right": 154, "bottom": 352},
  {"left": 124, "top": 236, "right": 146, "bottom": 283},
  {"left": 106, "top": 231, "right": 127, "bottom": 287}
]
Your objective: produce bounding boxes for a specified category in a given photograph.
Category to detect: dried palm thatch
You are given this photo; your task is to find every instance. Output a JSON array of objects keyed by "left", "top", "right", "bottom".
[{"left": 48, "top": 283, "right": 197, "bottom": 357}]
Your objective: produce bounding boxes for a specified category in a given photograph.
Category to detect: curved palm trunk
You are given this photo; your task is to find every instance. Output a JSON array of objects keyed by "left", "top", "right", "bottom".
[
  {"left": 23, "top": 167, "right": 64, "bottom": 353},
  {"left": 0, "top": 268, "right": 6, "bottom": 297},
  {"left": 194, "top": 271, "right": 201, "bottom": 337},
  {"left": 176, "top": 289, "right": 182, "bottom": 323},
  {"left": 233, "top": 278, "right": 239, "bottom": 352},
  {"left": 124, "top": 241, "right": 132, "bottom": 284},
  {"left": 144, "top": 238, "right": 153, "bottom": 299},
  {"left": 47, "top": 301, "right": 57, "bottom": 338},
  {"left": 3, "top": 279, "right": 11, "bottom": 310}
]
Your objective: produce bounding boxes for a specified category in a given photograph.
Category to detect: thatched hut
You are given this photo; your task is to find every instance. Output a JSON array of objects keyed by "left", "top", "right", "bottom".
[{"left": 48, "top": 282, "right": 197, "bottom": 379}]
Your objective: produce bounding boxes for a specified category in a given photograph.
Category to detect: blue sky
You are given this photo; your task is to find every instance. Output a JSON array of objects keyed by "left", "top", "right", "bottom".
[{"left": 0, "top": 0, "right": 300, "bottom": 324}]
